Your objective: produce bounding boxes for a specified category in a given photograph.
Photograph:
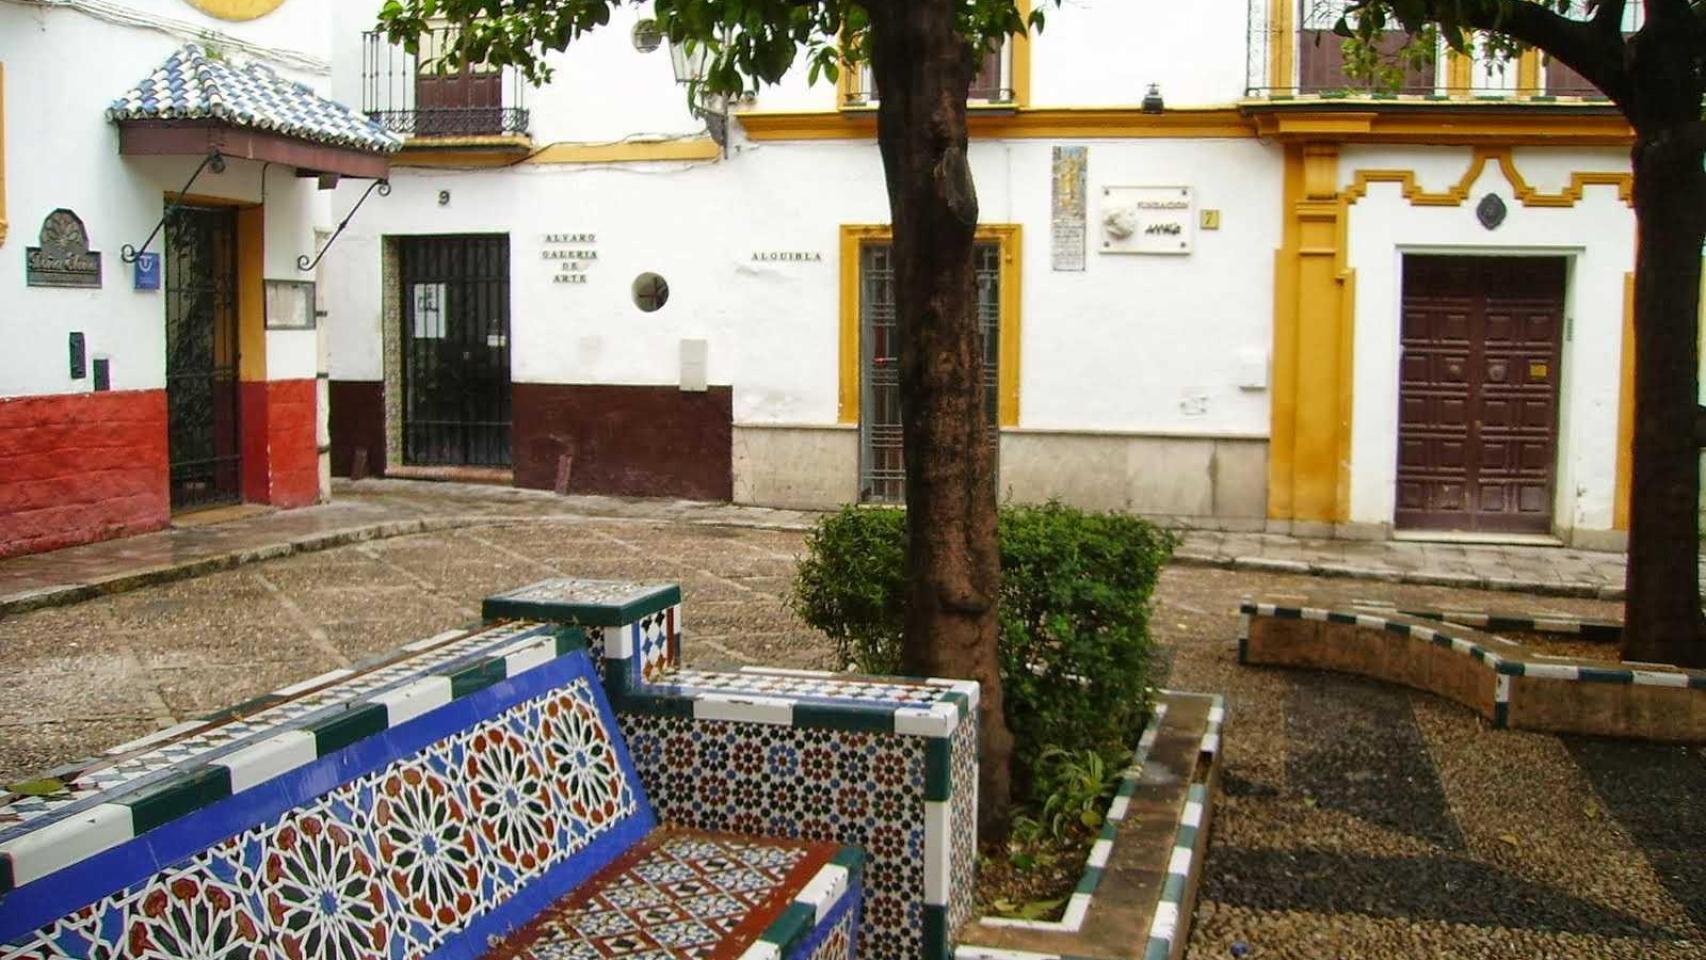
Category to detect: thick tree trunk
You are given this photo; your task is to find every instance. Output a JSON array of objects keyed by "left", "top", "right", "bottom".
[
  {"left": 1623, "top": 119, "right": 1706, "bottom": 669},
  {"left": 867, "top": 0, "right": 1015, "bottom": 841}
]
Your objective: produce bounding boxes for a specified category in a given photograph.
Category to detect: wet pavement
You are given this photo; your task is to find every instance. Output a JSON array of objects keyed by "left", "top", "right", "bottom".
[{"left": 0, "top": 484, "right": 1700, "bottom": 958}]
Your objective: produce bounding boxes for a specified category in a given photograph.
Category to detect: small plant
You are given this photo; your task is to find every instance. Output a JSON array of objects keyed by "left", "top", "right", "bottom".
[
  {"left": 1035, "top": 747, "right": 1120, "bottom": 841},
  {"left": 790, "top": 501, "right": 1175, "bottom": 808}
]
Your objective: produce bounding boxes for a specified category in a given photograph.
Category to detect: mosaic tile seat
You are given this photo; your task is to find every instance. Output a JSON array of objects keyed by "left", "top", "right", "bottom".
[{"left": 0, "top": 605, "right": 864, "bottom": 959}]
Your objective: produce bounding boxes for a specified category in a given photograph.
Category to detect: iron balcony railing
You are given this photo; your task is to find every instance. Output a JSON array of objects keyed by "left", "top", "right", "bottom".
[
  {"left": 1245, "top": 0, "right": 1641, "bottom": 101},
  {"left": 362, "top": 29, "right": 530, "bottom": 139}
]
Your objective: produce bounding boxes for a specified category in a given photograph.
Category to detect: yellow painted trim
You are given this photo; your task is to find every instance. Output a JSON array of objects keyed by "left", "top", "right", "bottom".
[
  {"left": 837, "top": 223, "right": 1023, "bottom": 428},
  {"left": 1247, "top": 107, "right": 1634, "bottom": 146},
  {"left": 1446, "top": 50, "right": 1473, "bottom": 96},
  {"left": 1517, "top": 50, "right": 1542, "bottom": 93},
  {"left": 1267, "top": 0, "right": 1295, "bottom": 91},
  {"left": 1613, "top": 271, "right": 1635, "bottom": 531},
  {"left": 740, "top": 106, "right": 1255, "bottom": 141},
  {"left": 181, "top": 0, "right": 285, "bottom": 21},
  {"left": 0, "top": 63, "right": 7, "bottom": 248},
  {"left": 1342, "top": 146, "right": 1633, "bottom": 209},
  {"left": 528, "top": 139, "right": 720, "bottom": 165},
  {"left": 1268, "top": 145, "right": 1304, "bottom": 521},
  {"left": 236, "top": 206, "right": 267, "bottom": 383}
]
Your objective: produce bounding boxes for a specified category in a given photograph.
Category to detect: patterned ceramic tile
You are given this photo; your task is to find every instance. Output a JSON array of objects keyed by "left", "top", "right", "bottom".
[
  {"left": 947, "top": 712, "right": 979, "bottom": 936},
  {"left": 620, "top": 715, "right": 928, "bottom": 959},
  {"left": 0, "top": 623, "right": 546, "bottom": 836},
  {"left": 499, "top": 579, "right": 675, "bottom": 611},
  {"left": 486, "top": 830, "right": 837, "bottom": 960},
  {"left": 5, "top": 675, "right": 643, "bottom": 958},
  {"left": 799, "top": 883, "right": 861, "bottom": 960},
  {"left": 659, "top": 670, "right": 951, "bottom": 708}
]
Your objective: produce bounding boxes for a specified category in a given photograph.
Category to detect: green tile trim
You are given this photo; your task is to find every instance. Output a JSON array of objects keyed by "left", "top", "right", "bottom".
[
  {"left": 122, "top": 765, "right": 232, "bottom": 834},
  {"left": 1577, "top": 667, "right": 1635, "bottom": 684},
  {"left": 757, "top": 901, "right": 816, "bottom": 954},
  {"left": 482, "top": 583, "right": 683, "bottom": 627},
  {"left": 793, "top": 703, "right": 897, "bottom": 734},
  {"left": 1493, "top": 700, "right": 1510, "bottom": 728},
  {"left": 1172, "top": 823, "right": 1198, "bottom": 853},
  {"left": 309, "top": 703, "right": 389, "bottom": 756},
  {"left": 611, "top": 692, "right": 696, "bottom": 718},
  {"left": 830, "top": 845, "right": 866, "bottom": 879},
  {"left": 447, "top": 659, "right": 509, "bottom": 699},
  {"left": 1159, "top": 870, "right": 1188, "bottom": 905},
  {"left": 553, "top": 626, "right": 589, "bottom": 657},
  {"left": 922, "top": 903, "right": 950, "bottom": 960},
  {"left": 925, "top": 739, "right": 951, "bottom": 803},
  {"left": 0, "top": 851, "right": 13, "bottom": 896},
  {"left": 941, "top": 690, "right": 971, "bottom": 719},
  {"left": 1075, "top": 865, "right": 1104, "bottom": 895}
]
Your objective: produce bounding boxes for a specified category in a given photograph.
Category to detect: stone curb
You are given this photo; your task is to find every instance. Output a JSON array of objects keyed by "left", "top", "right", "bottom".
[
  {"left": 1171, "top": 552, "right": 1626, "bottom": 602},
  {"left": 0, "top": 511, "right": 818, "bottom": 619}
]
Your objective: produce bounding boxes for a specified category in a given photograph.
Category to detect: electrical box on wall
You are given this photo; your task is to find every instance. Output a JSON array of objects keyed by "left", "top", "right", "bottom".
[
  {"left": 1237, "top": 348, "right": 1269, "bottom": 391},
  {"left": 680, "top": 339, "right": 708, "bottom": 392},
  {"left": 69, "top": 333, "right": 86, "bottom": 380}
]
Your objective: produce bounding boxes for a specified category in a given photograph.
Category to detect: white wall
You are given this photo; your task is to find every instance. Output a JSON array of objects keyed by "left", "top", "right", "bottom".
[
  {"left": 0, "top": 0, "right": 333, "bottom": 399},
  {"left": 1341, "top": 144, "right": 1635, "bottom": 536},
  {"left": 326, "top": 134, "right": 1283, "bottom": 438}
]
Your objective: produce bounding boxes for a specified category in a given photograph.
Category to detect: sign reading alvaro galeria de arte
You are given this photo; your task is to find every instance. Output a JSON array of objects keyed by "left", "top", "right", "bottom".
[{"left": 26, "top": 209, "right": 102, "bottom": 288}]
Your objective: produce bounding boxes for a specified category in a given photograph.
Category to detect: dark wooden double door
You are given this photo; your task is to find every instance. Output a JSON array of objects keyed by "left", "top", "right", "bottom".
[{"left": 1396, "top": 256, "right": 1566, "bottom": 535}]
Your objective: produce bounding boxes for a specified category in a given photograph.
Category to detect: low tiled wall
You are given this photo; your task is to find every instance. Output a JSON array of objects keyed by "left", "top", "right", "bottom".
[
  {"left": 1240, "top": 601, "right": 1706, "bottom": 741},
  {"left": 0, "top": 624, "right": 655, "bottom": 958}
]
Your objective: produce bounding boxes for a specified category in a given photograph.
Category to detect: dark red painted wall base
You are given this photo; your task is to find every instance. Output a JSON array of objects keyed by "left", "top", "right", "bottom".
[
  {"left": 328, "top": 380, "right": 386, "bottom": 478},
  {"left": 512, "top": 384, "right": 733, "bottom": 501},
  {"left": 0, "top": 390, "right": 170, "bottom": 559},
  {"left": 243, "top": 379, "right": 320, "bottom": 509}
]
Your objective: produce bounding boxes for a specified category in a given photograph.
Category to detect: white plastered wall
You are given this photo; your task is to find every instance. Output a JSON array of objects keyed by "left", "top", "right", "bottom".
[
  {"left": 325, "top": 135, "right": 1283, "bottom": 440},
  {"left": 1342, "top": 144, "right": 1634, "bottom": 538},
  {"left": 0, "top": 1, "right": 332, "bottom": 400}
]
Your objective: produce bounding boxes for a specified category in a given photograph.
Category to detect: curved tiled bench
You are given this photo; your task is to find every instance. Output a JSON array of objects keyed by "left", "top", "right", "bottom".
[
  {"left": 0, "top": 588, "right": 871, "bottom": 959},
  {"left": 1239, "top": 599, "right": 1706, "bottom": 741}
]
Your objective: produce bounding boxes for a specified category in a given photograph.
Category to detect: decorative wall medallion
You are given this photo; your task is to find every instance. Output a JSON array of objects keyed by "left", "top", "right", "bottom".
[
  {"left": 26, "top": 209, "right": 102, "bottom": 288},
  {"left": 180, "top": 0, "right": 286, "bottom": 21},
  {"left": 1477, "top": 193, "right": 1509, "bottom": 231}
]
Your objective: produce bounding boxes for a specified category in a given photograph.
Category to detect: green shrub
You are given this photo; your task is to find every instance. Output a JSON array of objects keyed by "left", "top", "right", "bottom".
[{"left": 789, "top": 501, "right": 1176, "bottom": 806}]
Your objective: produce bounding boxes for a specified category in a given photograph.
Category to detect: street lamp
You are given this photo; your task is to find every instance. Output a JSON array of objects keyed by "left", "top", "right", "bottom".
[{"left": 668, "top": 37, "right": 728, "bottom": 152}]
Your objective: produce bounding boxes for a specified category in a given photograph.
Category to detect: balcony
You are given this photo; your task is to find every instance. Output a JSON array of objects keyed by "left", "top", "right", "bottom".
[
  {"left": 362, "top": 29, "right": 530, "bottom": 142},
  {"left": 1244, "top": 0, "right": 1641, "bottom": 102}
]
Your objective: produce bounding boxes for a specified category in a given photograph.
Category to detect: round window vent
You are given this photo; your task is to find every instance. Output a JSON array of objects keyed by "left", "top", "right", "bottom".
[
  {"left": 633, "top": 273, "right": 670, "bottom": 312},
  {"left": 632, "top": 19, "right": 664, "bottom": 53}
]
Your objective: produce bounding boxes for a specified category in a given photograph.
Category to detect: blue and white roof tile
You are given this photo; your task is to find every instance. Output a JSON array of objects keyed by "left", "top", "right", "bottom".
[{"left": 108, "top": 44, "right": 400, "bottom": 153}]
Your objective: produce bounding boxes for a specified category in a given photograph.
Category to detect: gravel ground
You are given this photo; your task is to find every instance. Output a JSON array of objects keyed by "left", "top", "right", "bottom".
[{"left": 1, "top": 523, "right": 1700, "bottom": 958}]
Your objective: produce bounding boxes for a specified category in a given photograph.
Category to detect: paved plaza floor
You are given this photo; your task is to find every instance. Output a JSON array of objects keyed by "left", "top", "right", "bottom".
[{"left": 0, "top": 481, "right": 1700, "bottom": 958}]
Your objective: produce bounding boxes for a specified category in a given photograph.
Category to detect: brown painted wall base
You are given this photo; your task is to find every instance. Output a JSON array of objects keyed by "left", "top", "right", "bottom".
[
  {"left": 512, "top": 384, "right": 733, "bottom": 501},
  {"left": 329, "top": 380, "right": 386, "bottom": 479}
]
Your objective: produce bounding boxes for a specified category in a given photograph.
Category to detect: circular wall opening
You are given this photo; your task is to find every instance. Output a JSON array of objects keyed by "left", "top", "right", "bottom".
[
  {"left": 633, "top": 273, "right": 670, "bottom": 312},
  {"left": 632, "top": 19, "right": 664, "bottom": 53}
]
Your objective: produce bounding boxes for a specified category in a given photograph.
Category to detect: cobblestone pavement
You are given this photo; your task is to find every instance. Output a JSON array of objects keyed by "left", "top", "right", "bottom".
[{"left": 1, "top": 508, "right": 1700, "bottom": 958}]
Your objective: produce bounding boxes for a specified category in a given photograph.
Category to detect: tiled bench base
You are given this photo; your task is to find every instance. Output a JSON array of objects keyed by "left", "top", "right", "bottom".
[
  {"left": 1240, "top": 599, "right": 1706, "bottom": 741},
  {"left": 486, "top": 829, "right": 863, "bottom": 960}
]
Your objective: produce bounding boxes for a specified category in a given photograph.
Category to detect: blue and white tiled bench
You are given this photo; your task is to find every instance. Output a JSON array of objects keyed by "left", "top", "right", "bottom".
[
  {"left": 0, "top": 613, "right": 866, "bottom": 958},
  {"left": 486, "top": 579, "right": 982, "bottom": 960}
]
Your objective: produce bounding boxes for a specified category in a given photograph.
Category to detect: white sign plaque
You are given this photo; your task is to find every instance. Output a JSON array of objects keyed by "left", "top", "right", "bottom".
[{"left": 1099, "top": 186, "right": 1195, "bottom": 256}]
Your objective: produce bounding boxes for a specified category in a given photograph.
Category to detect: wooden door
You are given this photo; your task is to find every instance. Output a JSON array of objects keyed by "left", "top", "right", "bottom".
[{"left": 1395, "top": 256, "right": 1566, "bottom": 534}]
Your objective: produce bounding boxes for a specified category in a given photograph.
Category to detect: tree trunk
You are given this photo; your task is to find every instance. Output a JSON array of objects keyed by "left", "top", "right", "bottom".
[
  {"left": 1623, "top": 118, "right": 1706, "bottom": 669},
  {"left": 867, "top": 0, "right": 1015, "bottom": 841}
]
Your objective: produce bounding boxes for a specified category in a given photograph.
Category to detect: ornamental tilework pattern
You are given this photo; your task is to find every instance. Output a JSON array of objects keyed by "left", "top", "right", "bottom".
[
  {"left": 4, "top": 679, "right": 641, "bottom": 960},
  {"left": 636, "top": 607, "right": 681, "bottom": 684},
  {"left": 799, "top": 885, "right": 861, "bottom": 960},
  {"left": 0, "top": 625, "right": 544, "bottom": 835},
  {"left": 619, "top": 715, "right": 928, "bottom": 959},
  {"left": 486, "top": 830, "right": 831, "bottom": 959},
  {"left": 947, "top": 711, "right": 979, "bottom": 936}
]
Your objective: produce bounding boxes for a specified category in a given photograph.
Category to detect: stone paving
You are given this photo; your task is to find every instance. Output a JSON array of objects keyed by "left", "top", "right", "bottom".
[
  {"left": 0, "top": 479, "right": 1650, "bottom": 615},
  {"left": 1, "top": 483, "right": 1701, "bottom": 959}
]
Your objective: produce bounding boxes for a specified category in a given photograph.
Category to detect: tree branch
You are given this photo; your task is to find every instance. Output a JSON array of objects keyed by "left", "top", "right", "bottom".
[
  {"left": 1592, "top": 0, "right": 1628, "bottom": 35},
  {"left": 1451, "top": 1, "right": 1631, "bottom": 102}
]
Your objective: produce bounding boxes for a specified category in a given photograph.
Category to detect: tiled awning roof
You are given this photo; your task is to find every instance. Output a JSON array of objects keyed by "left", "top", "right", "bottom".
[{"left": 109, "top": 45, "right": 401, "bottom": 154}]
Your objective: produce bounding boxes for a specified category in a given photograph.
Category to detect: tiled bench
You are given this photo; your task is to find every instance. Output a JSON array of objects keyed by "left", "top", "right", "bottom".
[
  {"left": 486, "top": 579, "right": 983, "bottom": 960},
  {"left": 0, "top": 614, "right": 863, "bottom": 958}
]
